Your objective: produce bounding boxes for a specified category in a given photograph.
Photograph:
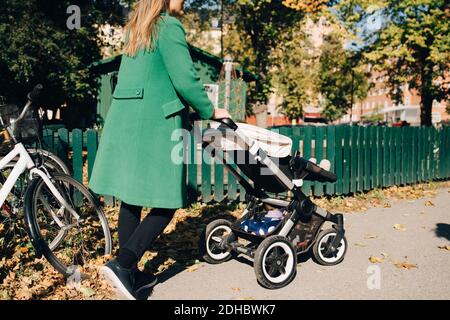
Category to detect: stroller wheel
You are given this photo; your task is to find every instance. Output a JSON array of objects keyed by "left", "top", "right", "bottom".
[
  {"left": 254, "top": 236, "right": 297, "bottom": 289},
  {"left": 312, "top": 228, "right": 347, "bottom": 266},
  {"left": 200, "top": 219, "right": 234, "bottom": 264}
]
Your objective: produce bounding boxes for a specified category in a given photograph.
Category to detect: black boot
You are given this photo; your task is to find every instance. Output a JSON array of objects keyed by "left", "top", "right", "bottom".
[
  {"left": 133, "top": 269, "right": 158, "bottom": 294},
  {"left": 100, "top": 259, "right": 137, "bottom": 300}
]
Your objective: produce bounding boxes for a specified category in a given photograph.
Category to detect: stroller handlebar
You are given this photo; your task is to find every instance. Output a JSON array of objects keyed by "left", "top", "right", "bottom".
[
  {"left": 189, "top": 112, "right": 238, "bottom": 131},
  {"left": 290, "top": 156, "right": 337, "bottom": 183}
]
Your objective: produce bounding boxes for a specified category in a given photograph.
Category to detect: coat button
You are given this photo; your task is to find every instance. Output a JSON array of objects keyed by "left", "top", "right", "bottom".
[{"left": 135, "top": 89, "right": 141, "bottom": 95}]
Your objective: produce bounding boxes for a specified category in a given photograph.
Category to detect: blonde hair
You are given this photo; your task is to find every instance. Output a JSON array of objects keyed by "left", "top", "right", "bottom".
[{"left": 123, "top": 0, "right": 168, "bottom": 57}]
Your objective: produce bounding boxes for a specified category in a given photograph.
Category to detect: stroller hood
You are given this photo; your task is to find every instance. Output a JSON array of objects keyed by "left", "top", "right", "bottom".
[{"left": 204, "top": 122, "right": 293, "bottom": 158}]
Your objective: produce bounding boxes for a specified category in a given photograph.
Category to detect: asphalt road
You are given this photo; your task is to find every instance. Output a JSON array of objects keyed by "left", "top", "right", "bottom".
[{"left": 128, "top": 188, "right": 450, "bottom": 300}]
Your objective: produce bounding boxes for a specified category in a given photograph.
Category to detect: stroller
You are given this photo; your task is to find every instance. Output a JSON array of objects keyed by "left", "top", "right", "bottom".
[{"left": 198, "top": 118, "right": 347, "bottom": 289}]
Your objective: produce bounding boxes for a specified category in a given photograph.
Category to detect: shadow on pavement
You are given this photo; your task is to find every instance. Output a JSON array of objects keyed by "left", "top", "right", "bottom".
[{"left": 435, "top": 223, "right": 450, "bottom": 241}]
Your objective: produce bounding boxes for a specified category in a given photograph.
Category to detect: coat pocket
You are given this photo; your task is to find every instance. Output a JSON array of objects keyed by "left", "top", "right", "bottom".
[
  {"left": 112, "top": 87, "right": 144, "bottom": 99},
  {"left": 162, "top": 99, "right": 186, "bottom": 118}
]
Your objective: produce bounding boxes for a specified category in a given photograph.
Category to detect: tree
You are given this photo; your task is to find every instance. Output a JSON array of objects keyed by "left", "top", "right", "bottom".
[
  {"left": 272, "top": 22, "right": 318, "bottom": 120},
  {"left": 318, "top": 31, "right": 370, "bottom": 122},
  {"left": 0, "top": 0, "right": 124, "bottom": 127},
  {"left": 336, "top": 0, "right": 450, "bottom": 126},
  {"left": 282, "top": 0, "right": 333, "bottom": 13}
]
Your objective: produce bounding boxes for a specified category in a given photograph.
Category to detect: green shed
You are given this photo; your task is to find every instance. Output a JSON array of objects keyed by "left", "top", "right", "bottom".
[{"left": 91, "top": 45, "right": 257, "bottom": 124}]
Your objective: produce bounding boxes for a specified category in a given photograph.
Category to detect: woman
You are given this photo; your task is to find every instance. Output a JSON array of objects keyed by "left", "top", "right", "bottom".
[{"left": 89, "top": 0, "right": 230, "bottom": 300}]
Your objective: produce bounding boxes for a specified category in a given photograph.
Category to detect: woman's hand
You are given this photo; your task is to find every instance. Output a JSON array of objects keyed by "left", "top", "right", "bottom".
[{"left": 212, "top": 108, "right": 231, "bottom": 119}]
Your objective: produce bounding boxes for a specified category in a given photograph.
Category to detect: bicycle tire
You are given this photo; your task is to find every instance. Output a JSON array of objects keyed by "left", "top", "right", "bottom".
[{"left": 24, "top": 173, "right": 112, "bottom": 277}]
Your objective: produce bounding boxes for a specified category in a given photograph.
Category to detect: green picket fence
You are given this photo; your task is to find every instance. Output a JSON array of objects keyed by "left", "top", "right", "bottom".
[{"left": 42, "top": 125, "right": 450, "bottom": 205}]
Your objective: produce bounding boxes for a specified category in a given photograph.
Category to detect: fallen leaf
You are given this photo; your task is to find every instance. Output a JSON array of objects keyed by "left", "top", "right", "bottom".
[
  {"left": 354, "top": 242, "right": 367, "bottom": 247},
  {"left": 369, "top": 256, "right": 384, "bottom": 263},
  {"left": 394, "top": 262, "right": 417, "bottom": 270},
  {"left": 380, "top": 252, "right": 389, "bottom": 259},
  {"left": 231, "top": 287, "right": 241, "bottom": 292},
  {"left": 438, "top": 245, "right": 450, "bottom": 251},
  {"left": 364, "top": 234, "right": 378, "bottom": 239},
  {"left": 16, "top": 288, "right": 33, "bottom": 300},
  {"left": 424, "top": 200, "right": 435, "bottom": 207},
  {"left": 393, "top": 224, "right": 406, "bottom": 231},
  {"left": 186, "top": 265, "right": 200, "bottom": 272},
  {"left": 79, "top": 286, "right": 95, "bottom": 297}
]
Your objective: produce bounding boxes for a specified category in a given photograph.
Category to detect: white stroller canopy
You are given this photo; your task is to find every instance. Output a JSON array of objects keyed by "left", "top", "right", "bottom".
[{"left": 204, "top": 122, "right": 293, "bottom": 158}]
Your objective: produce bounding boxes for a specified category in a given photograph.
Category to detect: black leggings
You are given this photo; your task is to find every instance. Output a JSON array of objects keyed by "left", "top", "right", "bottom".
[{"left": 117, "top": 201, "right": 176, "bottom": 268}]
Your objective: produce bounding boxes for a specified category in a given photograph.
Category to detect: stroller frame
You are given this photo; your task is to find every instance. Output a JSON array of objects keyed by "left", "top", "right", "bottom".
[{"left": 200, "top": 119, "right": 347, "bottom": 289}]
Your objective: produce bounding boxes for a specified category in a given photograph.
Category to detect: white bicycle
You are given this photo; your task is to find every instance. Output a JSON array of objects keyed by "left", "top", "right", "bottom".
[{"left": 0, "top": 84, "right": 111, "bottom": 277}]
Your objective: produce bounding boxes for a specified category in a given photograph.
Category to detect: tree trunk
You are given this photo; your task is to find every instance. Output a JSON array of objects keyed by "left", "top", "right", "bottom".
[{"left": 420, "top": 93, "right": 433, "bottom": 127}]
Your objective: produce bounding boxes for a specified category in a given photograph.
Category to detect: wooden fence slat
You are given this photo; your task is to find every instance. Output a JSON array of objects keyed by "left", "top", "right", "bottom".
[
  {"left": 279, "top": 126, "right": 292, "bottom": 198},
  {"left": 227, "top": 164, "right": 238, "bottom": 201},
  {"left": 326, "top": 126, "right": 336, "bottom": 195},
  {"left": 376, "top": 126, "right": 383, "bottom": 188},
  {"left": 214, "top": 151, "right": 225, "bottom": 202},
  {"left": 57, "top": 127, "right": 70, "bottom": 169},
  {"left": 363, "top": 127, "right": 370, "bottom": 191},
  {"left": 86, "top": 129, "right": 98, "bottom": 182},
  {"left": 386, "top": 127, "right": 392, "bottom": 186},
  {"left": 342, "top": 126, "right": 351, "bottom": 194},
  {"left": 350, "top": 126, "right": 358, "bottom": 193},
  {"left": 335, "top": 126, "right": 344, "bottom": 194},
  {"left": 429, "top": 127, "right": 436, "bottom": 179},
  {"left": 370, "top": 126, "right": 377, "bottom": 189},
  {"left": 201, "top": 149, "right": 212, "bottom": 203},
  {"left": 187, "top": 133, "right": 198, "bottom": 205},
  {"left": 411, "top": 127, "right": 418, "bottom": 183},
  {"left": 382, "top": 127, "right": 389, "bottom": 187},
  {"left": 302, "top": 126, "right": 313, "bottom": 196},
  {"left": 390, "top": 128, "right": 403, "bottom": 185},
  {"left": 314, "top": 127, "right": 325, "bottom": 196},
  {"left": 72, "top": 129, "right": 83, "bottom": 183},
  {"left": 357, "top": 126, "right": 364, "bottom": 192}
]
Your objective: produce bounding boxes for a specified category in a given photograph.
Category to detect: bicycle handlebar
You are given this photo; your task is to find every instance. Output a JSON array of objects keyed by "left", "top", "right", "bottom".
[
  {"left": 27, "top": 84, "right": 43, "bottom": 102},
  {"left": 1, "top": 84, "right": 43, "bottom": 130}
]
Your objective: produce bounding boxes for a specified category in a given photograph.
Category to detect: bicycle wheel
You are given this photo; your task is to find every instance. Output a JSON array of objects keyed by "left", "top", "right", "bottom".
[{"left": 24, "top": 173, "right": 112, "bottom": 277}]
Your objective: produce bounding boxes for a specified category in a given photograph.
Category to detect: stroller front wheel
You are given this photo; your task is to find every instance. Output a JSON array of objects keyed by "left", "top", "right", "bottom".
[
  {"left": 312, "top": 228, "right": 347, "bottom": 266},
  {"left": 254, "top": 236, "right": 297, "bottom": 289},
  {"left": 200, "top": 219, "right": 234, "bottom": 264}
]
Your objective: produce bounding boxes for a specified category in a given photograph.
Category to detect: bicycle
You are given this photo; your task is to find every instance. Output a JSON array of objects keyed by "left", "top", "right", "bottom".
[{"left": 0, "top": 84, "right": 112, "bottom": 277}]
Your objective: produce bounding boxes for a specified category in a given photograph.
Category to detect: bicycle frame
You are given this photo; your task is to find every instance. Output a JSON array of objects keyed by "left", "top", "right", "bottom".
[{"left": 0, "top": 142, "right": 80, "bottom": 221}]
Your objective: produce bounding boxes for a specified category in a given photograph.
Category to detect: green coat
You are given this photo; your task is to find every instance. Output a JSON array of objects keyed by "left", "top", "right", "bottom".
[{"left": 89, "top": 13, "right": 214, "bottom": 209}]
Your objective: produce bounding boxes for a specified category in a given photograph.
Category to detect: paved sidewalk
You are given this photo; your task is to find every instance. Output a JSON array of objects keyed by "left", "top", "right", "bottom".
[{"left": 145, "top": 188, "right": 450, "bottom": 300}]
